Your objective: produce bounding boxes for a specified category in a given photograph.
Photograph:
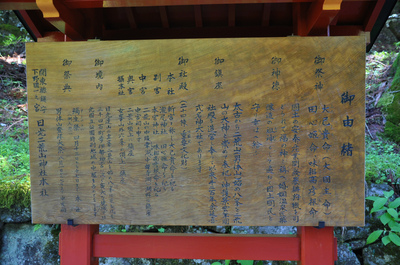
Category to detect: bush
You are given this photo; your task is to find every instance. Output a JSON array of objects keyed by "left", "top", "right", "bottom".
[
  {"left": 0, "top": 137, "right": 29, "bottom": 177},
  {"left": 0, "top": 137, "right": 30, "bottom": 209},
  {"left": 383, "top": 52, "right": 400, "bottom": 144},
  {"left": 0, "top": 174, "right": 30, "bottom": 209},
  {"left": 365, "top": 139, "right": 400, "bottom": 184}
]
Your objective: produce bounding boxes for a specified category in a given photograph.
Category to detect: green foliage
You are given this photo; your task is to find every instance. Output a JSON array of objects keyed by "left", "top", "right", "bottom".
[
  {"left": 365, "top": 139, "right": 400, "bottom": 184},
  {"left": 238, "top": 261, "right": 262, "bottom": 265},
  {"left": 367, "top": 190, "right": 400, "bottom": 246},
  {"left": 385, "top": 120, "right": 400, "bottom": 144},
  {"left": 366, "top": 51, "right": 398, "bottom": 92},
  {"left": 147, "top": 225, "right": 165, "bottom": 233},
  {"left": 0, "top": 137, "right": 30, "bottom": 177},
  {"left": 377, "top": 92, "right": 395, "bottom": 108},
  {"left": 0, "top": 10, "right": 31, "bottom": 55},
  {"left": 382, "top": 52, "right": 400, "bottom": 144},
  {"left": 383, "top": 92, "right": 400, "bottom": 144},
  {"left": 0, "top": 99, "right": 28, "bottom": 139},
  {"left": 0, "top": 174, "right": 30, "bottom": 209},
  {"left": 211, "top": 261, "right": 230, "bottom": 265},
  {"left": 0, "top": 136, "right": 30, "bottom": 209},
  {"left": 33, "top": 224, "right": 42, "bottom": 232},
  {"left": 391, "top": 52, "right": 400, "bottom": 91},
  {"left": 0, "top": 28, "right": 28, "bottom": 47}
]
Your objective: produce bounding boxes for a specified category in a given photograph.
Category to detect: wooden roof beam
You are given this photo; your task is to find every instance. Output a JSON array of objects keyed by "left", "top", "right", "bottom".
[
  {"left": 69, "top": 0, "right": 371, "bottom": 9},
  {"left": 125, "top": 7, "right": 137, "bottom": 29},
  {"left": 228, "top": 4, "right": 235, "bottom": 27},
  {"left": 100, "top": 0, "right": 313, "bottom": 9},
  {"left": 262, "top": 3, "right": 271, "bottom": 27},
  {"left": 293, "top": 2, "right": 306, "bottom": 35},
  {"left": 159, "top": 6, "right": 169, "bottom": 28},
  {"left": 364, "top": 0, "right": 385, "bottom": 32},
  {"left": 36, "top": 0, "right": 86, "bottom": 40},
  {"left": 0, "top": 0, "right": 376, "bottom": 10},
  {"left": 85, "top": 7, "right": 104, "bottom": 39},
  {"left": 297, "top": 0, "right": 342, "bottom": 36},
  {"left": 102, "top": 26, "right": 294, "bottom": 40},
  {"left": 194, "top": 5, "right": 202, "bottom": 27},
  {"left": 19, "top": 10, "right": 43, "bottom": 38}
]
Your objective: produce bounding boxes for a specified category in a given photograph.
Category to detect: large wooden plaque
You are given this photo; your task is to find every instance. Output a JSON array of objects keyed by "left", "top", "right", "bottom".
[{"left": 27, "top": 36, "right": 365, "bottom": 226}]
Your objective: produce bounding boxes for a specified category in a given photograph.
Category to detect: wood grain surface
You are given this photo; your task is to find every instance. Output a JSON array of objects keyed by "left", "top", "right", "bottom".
[{"left": 27, "top": 36, "right": 365, "bottom": 226}]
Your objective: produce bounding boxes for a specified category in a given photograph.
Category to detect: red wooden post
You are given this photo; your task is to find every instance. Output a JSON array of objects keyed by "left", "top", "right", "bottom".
[
  {"left": 298, "top": 226, "right": 337, "bottom": 265},
  {"left": 59, "top": 224, "right": 99, "bottom": 265}
]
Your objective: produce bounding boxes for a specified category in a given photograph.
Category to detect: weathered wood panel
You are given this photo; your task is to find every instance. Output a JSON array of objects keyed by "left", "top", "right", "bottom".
[{"left": 27, "top": 36, "right": 365, "bottom": 226}]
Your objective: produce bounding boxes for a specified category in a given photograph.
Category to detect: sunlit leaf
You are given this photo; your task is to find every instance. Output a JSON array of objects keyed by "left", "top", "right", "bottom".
[
  {"left": 373, "top": 198, "right": 388, "bottom": 210},
  {"left": 391, "top": 226, "right": 400, "bottom": 233},
  {"left": 387, "top": 208, "right": 398, "bottom": 219},
  {"left": 366, "top": 196, "right": 381, "bottom": 201},
  {"left": 389, "top": 198, "right": 400, "bottom": 209},
  {"left": 389, "top": 232, "right": 400, "bottom": 246},
  {"left": 382, "top": 235, "right": 391, "bottom": 245},
  {"left": 388, "top": 220, "right": 400, "bottom": 230},
  {"left": 366, "top": 230, "right": 383, "bottom": 244},
  {"left": 383, "top": 190, "right": 394, "bottom": 199},
  {"left": 237, "top": 261, "right": 253, "bottom": 265},
  {"left": 380, "top": 212, "right": 393, "bottom": 225}
]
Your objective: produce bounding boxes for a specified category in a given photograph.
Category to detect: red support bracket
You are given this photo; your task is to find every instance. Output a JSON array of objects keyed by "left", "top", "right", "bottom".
[
  {"left": 59, "top": 225, "right": 337, "bottom": 264},
  {"left": 93, "top": 232, "right": 300, "bottom": 260}
]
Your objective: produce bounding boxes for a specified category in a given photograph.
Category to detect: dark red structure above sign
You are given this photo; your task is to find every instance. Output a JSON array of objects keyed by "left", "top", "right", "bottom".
[{"left": 0, "top": 0, "right": 397, "bottom": 49}]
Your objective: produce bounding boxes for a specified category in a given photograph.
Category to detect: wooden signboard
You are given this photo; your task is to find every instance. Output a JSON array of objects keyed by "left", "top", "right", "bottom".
[{"left": 27, "top": 36, "right": 365, "bottom": 226}]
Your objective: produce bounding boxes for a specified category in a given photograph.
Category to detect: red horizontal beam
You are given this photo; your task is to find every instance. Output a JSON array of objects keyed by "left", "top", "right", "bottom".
[
  {"left": 68, "top": 0, "right": 311, "bottom": 9},
  {"left": 102, "top": 26, "right": 294, "bottom": 40},
  {"left": 0, "top": 0, "right": 379, "bottom": 10},
  {"left": 93, "top": 233, "right": 300, "bottom": 261},
  {"left": 63, "top": 0, "right": 375, "bottom": 9}
]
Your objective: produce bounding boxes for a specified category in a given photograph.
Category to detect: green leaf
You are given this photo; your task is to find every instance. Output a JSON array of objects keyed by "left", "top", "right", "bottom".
[
  {"left": 391, "top": 225, "right": 400, "bottom": 233},
  {"left": 366, "top": 196, "right": 381, "bottom": 201},
  {"left": 33, "top": 224, "right": 42, "bottom": 232},
  {"left": 388, "top": 220, "right": 400, "bottom": 230},
  {"left": 371, "top": 206, "right": 388, "bottom": 214},
  {"left": 387, "top": 208, "right": 398, "bottom": 219},
  {"left": 389, "top": 198, "right": 400, "bottom": 209},
  {"left": 237, "top": 261, "right": 253, "bottom": 265},
  {"left": 367, "top": 230, "right": 383, "bottom": 244},
  {"left": 380, "top": 212, "right": 393, "bottom": 225},
  {"left": 225, "top": 260, "right": 231, "bottom": 265},
  {"left": 383, "top": 190, "right": 394, "bottom": 199},
  {"left": 158, "top": 227, "right": 165, "bottom": 233},
  {"left": 211, "top": 262, "right": 222, "bottom": 265},
  {"left": 382, "top": 235, "right": 391, "bottom": 246},
  {"left": 373, "top": 198, "right": 388, "bottom": 210},
  {"left": 389, "top": 232, "right": 400, "bottom": 246}
]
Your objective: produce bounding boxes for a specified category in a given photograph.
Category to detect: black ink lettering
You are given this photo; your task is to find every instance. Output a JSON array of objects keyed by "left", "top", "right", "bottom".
[{"left": 343, "top": 116, "right": 354, "bottom": 127}]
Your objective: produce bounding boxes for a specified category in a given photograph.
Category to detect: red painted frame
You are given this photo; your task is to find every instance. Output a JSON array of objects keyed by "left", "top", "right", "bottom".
[{"left": 59, "top": 224, "right": 337, "bottom": 265}]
